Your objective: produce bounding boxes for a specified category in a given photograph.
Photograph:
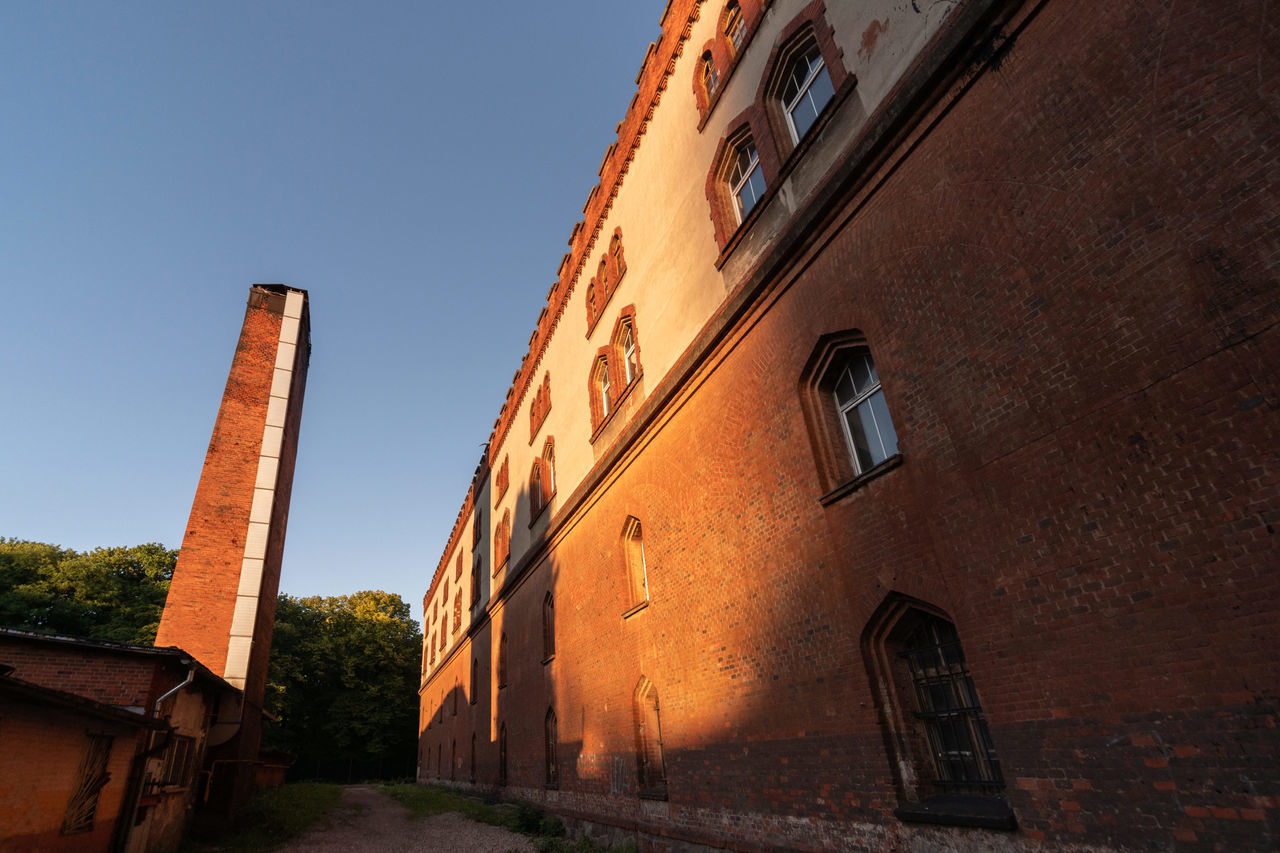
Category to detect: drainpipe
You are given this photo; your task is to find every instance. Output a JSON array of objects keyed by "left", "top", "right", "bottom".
[
  {"left": 153, "top": 663, "right": 196, "bottom": 718},
  {"left": 110, "top": 664, "right": 196, "bottom": 853}
]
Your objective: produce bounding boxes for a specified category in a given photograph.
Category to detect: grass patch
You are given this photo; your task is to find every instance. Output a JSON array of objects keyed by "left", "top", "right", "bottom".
[
  {"left": 183, "top": 782, "right": 343, "bottom": 852},
  {"left": 382, "top": 785, "right": 632, "bottom": 852},
  {"left": 382, "top": 783, "right": 511, "bottom": 826}
]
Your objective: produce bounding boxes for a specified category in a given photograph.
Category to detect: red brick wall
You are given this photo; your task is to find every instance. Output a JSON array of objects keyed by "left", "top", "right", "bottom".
[
  {"left": 421, "top": 0, "right": 1279, "bottom": 850},
  {"left": 154, "top": 295, "right": 284, "bottom": 676},
  {"left": 0, "top": 698, "right": 144, "bottom": 852},
  {"left": 0, "top": 641, "right": 170, "bottom": 710}
]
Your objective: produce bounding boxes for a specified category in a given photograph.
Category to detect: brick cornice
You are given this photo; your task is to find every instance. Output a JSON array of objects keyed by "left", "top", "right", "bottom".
[{"left": 426, "top": 0, "right": 704, "bottom": 596}]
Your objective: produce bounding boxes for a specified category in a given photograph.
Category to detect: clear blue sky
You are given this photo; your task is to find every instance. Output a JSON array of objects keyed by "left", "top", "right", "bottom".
[{"left": 0, "top": 2, "right": 667, "bottom": 622}]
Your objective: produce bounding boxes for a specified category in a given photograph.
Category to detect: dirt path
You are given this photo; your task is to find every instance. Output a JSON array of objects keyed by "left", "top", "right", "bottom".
[{"left": 273, "top": 785, "right": 536, "bottom": 853}]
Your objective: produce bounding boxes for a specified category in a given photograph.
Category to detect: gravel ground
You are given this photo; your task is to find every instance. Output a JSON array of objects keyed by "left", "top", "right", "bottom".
[{"left": 274, "top": 785, "right": 536, "bottom": 853}]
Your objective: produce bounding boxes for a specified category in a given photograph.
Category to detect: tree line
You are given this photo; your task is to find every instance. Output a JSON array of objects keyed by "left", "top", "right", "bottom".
[{"left": 0, "top": 539, "right": 421, "bottom": 781}]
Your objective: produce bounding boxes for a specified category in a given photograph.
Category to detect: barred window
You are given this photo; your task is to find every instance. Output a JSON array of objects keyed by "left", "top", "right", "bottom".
[
  {"left": 153, "top": 734, "right": 198, "bottom": 789},
  {"left": 62, "top": 734, "right": 113, "bottom": 835},
  {"left": 900, "top": 615, "right": 1004, "bottom": 791}
]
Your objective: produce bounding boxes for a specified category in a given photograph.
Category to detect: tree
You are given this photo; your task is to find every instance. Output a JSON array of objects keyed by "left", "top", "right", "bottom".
[
  {"left": 0, "top": 539, "right": 175, "bottom": 644},
  {"left": 264, "top": 590, "right": 422, "bottom": 780}
]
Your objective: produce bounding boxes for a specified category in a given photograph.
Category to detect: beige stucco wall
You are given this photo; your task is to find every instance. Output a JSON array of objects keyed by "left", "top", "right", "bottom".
[{"left": 423, "top": 0, "right": 953, "bottom": 683}]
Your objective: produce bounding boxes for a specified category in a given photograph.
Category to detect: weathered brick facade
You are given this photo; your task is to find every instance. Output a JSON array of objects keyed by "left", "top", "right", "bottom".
[
  {"left": 419, "top": 1, "right": 1278, "bottom": 850},
  {"left": 156, "top": 284, "right": 310, "bottom": 815}
]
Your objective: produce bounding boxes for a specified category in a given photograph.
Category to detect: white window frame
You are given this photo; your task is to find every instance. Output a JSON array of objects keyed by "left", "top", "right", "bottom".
[
  {"left": 780, "top": 41, "right": 834, "bottom": 144},
  {"left": 702, "top": 54, "right": 719, "bottom": 99},
  {"left": 725, "top": 2, "right": 746, "bottom": 51},
  {"left": 833, "top": 353, "right": 898, "bottom": 475},
  {"left": 622, "top": 324, "right": 637, "bottom": 384},
  {"left": 597, "top": 359, "right": 611, "bottom": 418},
  {"left": 728, "top": 137, "right": 764, "bottom": 223}
]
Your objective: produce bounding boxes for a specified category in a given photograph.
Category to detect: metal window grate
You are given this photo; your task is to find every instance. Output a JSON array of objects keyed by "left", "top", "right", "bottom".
[{"left": 900, "top": 619, "right": 1004, "bottom": 791}]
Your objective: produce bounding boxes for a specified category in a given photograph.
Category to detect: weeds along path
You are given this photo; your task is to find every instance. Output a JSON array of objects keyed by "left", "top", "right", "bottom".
[{"left": 274, "top": 785, "right": 536, "bottom": 853}]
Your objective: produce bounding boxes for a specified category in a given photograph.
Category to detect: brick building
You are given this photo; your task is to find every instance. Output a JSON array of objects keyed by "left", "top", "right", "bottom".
[
  {"left": 0, "top": 285, "right": 310, "bottom": 851},
  {"left": 418, "top": 1, "right": 1278, "bottom": 851},
  {"left": 0, "top": 629, "right": 239, "bottom": 853}
]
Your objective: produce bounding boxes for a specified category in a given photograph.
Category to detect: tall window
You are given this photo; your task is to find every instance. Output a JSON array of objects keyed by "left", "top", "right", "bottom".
[
  {"left": 623, "top": 516, "right": 649, "bottom": 608},
  {"left": 499, "top": 724, "right": 508, "bottom": 786},
  {"left": 453, "top": 591, "right": 462, "bottom": 636},
  {"left": 498, "top": 632, "right": 508, "bottom": 688},
  {"left": 450, "top": 739, "right": 457, "bottom": 780},
  {"left": 545, "top": 708, "right": 559, "bottom": 789},
  {"left": 473, "top": 508, "right": 482, "bottom": 546},
  {"left": 530, "top": 460, "right": 544, "bottom": 518},
  {"left": 778, "top": 36, "right": 835, "bottom": 143},
  {"left": 900, "top": 614, "right": 1004, "bottom": 791},
  {"left": 724, "top": 0, "right": 746, "bottom": 52},
  {"left": 833, "top": 352, "right": 898, "bottom": 475},
  {"left": 494, "top": 509, "right": 511, "bottom": 568},
  {"left": 471, "top": 657, "right": 478, "bottom": 705},
  {"left": 471, "top": 557, "right": 481, "bottom": 606},
  {"left": 542, "top": 592, "right": 555, "bottom": 661},
  {"left": 593, "top": 356, "right": 611, "bottom": 423},
  {"left": 541, "top": 439, "right": 555, "bottom": 503},
  {"left": 621, "top": 323, "right": 638, "bottom": 385},
  {"left": 635, "top": 677, "right": 667, "bottom": 798},
  {"left": 702, "top": 51, "right": 719, "bottom": 99},
  {"left": 728, "top": 135, "right": 765, "bottom": 223},
  {"left": 865, "top": 597, "right": 1014, "bottom": 828}
]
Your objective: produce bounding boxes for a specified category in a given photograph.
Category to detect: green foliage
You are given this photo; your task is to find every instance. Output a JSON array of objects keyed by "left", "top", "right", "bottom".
[
  {"left": 0, "top": 538, "right": 175, "bottom": 644},
  {"left": 182, "top": 782, "right": 342, "bottom": 852},
  {"left": 265, "top": 591, "right": 422, "bottom": 776}
]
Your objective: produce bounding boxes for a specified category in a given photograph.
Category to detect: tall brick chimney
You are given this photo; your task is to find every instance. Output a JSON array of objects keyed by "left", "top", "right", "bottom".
[{"left": 156, "top": 284, "right": 309, "bottom": 811}]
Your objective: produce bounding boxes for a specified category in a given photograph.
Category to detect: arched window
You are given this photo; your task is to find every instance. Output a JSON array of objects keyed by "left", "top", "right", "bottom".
[
  {"left": 471, "top": 557, "right": 481, "bottom": 606},
  {"left": 585, "top": 281, "right": 597, "bottom": 331},
  {"left": 724, "top": 0, "right": 746, "bottom": 53},
  {"left": 499, "top": 723, "right": 508, "bottom": 786},
  {"left": 591, "top": 354, "right": 612, "bottom": 430},
  {"left": 863, "top": 596, "right": 1014, "bottom": 828},
  {"left": 635, "top": 677, "right": 667, "bottom": 798},
  {"left": 529, "top": 460, "right": 544, "bottom": 518},
  {"left": 596, "top": 255, "right": 610, "bottom": 299},
  {"left": 609, "top": 229, "right": 627, "bottom": 282},
  {"left": 623, "top": 516, "right": 649, "bottom": 608},
  {"left": 541, "top": 439, "right": 556, "bottom": 504},
  {"left": 832, "top": 351, "right": 898, "bottom": 475},
  {"left": 727, "top": 133, "right": 765, "bottom": 223},
  {"left": 542, "top": 592, "right": 555, "bottom": 661},
  {"left": 494, "top": 509, "right": 511, "bottom": 568},
  {"left": 774, "top": 30, "right": 835, "bottom": 144},
  {"left": 455, "top": 551, "right": 463, "bottom": 580},
  {"left": 545, "top": 707, "right": 559, "bottom": 789},
  {"left": 472, "top": 508, "right": 482, "bottom": 546},
  {"left": 799, "top": 333, "right": 902, "bottom": 494},
  {"left": 471, "top": 657, "right": 478, "bottom": 705},
  {"left": 617, "top": 321, "right": 638, "bottom": 385},
  {"left": 701, "top": 50, "right": 719, "bottom": 99},
  {"left": 498, "top": 632, "right": 508, "bottom": 688},
  {"left": 453, "top": 591, "right": 462, "bottom": 636}
]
